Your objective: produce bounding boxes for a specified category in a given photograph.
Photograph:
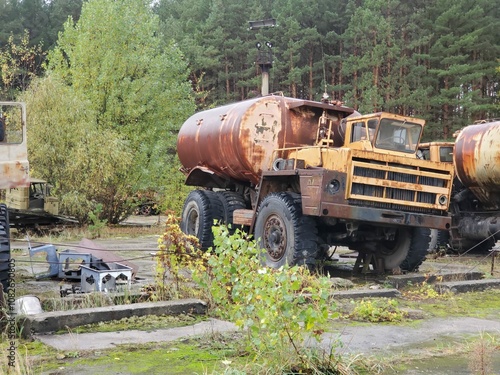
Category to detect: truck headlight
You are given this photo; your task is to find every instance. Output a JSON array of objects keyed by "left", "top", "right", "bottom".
[
  {"left": 438, "top": 195, "right": 448, "bottom": 206},
  {"left": 327, "top": 179, "right": 340, "bottom": 195}
]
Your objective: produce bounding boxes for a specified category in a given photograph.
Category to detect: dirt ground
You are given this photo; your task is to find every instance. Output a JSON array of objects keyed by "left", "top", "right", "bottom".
[{"left": 9, "top": 215, "right": 161, "bottom": 299}]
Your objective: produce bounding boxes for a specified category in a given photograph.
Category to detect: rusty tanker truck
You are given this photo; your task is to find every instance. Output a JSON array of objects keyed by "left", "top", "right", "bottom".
[
  {"left": 419, "top": 119, "right": 500, "bottom": 253},
  {"left": 177, "top": 95, "right": 455, "bottom": 272}
]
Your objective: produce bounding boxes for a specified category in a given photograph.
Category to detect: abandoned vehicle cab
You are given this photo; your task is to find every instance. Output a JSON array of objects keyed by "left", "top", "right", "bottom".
[{"left": 346, "top": 113, "right": 425, "bottom": 154}]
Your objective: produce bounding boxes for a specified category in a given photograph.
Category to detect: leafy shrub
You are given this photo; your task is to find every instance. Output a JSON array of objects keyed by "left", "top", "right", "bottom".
[
  {"left": 88, "top": 203, "right": 108, "bottom": 238},
  {"left": 193, "top": 225, "right": 335, "bottom": 369},
  {"left": 155, "top": 213, "right": 204, "bottom": 300},
  {"left": 155, "top": 221, "right": 350, "bottom": 372}
]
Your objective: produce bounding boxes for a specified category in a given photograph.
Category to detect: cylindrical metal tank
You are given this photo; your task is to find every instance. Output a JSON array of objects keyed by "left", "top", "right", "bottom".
[
  {"left": 177, "top": 96, "right": 352, "bottom": 186},
  {"left": 454, "top": 120, "right": 500, "bottom": 207}
]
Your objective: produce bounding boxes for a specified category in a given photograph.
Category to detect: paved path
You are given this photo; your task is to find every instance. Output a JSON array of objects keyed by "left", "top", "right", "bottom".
[
  {"left": 36, "top": 316, "right": 500, "bottom": 356},
  {"left": 35, "top": 318, "right": 237, "bottom": 351},
  {"left": 319, "top": 316, "right": 500, "bottom": 356}
]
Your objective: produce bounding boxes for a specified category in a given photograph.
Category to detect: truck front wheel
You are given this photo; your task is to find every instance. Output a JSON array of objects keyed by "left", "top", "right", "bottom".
[
  {"left": 180, "top": 190, "right": 222, "bottom": 250},
  {"left": 254, "top": 192, "right": 319, "bottom": 269}
]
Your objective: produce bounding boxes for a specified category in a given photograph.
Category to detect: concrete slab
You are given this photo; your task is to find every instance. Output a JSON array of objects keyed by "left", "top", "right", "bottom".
[
  {"left": 35, "top": 318, "right": 238, "bottom": 351},
  {"left": 434, "top": 278, "right": 500, "bottom": 294},
  {"left": 19, "top": 299, "right": 206, "bottom": 338},
  {"left": 319, "top": 317, "right": 500, "bottom": 356},
  {"left": 331, "top": 288, "right": 401, "bottom": 299},
  {"left": 386, "top": 271, "right": 484, "bottom": 289}
]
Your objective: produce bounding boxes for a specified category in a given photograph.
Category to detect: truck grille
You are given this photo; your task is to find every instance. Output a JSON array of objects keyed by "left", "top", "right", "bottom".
[{"left": 348, "top": 158, "right": 452, "bottom": 214}]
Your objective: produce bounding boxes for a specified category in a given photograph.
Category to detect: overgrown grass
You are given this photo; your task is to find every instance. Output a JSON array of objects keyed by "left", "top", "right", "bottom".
[
  {"left": 349, "top": 298, "right": 407, "bottom": 323},
  {"left": 55, "top": 313, "right": 202, "bottom": 334},
  {"left": 420, "top": 252, "right": 498, "bottom": 278},
  {"left": 29, "top": 336, "right": 245, "bottom": 375},
  {"left": 11, "top": 215, "right": 162, "bottom": 243},
  {"left": 402, "top": 289, "right": 500, "bottom": 319},
  {"left": 0, "top": 338, "right": 48, "bottom": 375},
  {"left": 41, "top": 292, "right": 115, "bottom": 312},
  {"left": 381, "top": 333, "right": 500, "bottom": 375}
]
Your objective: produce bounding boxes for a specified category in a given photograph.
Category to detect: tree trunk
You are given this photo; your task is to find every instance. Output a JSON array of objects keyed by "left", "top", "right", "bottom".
[
  {"left": 290, "top": 50, "right": 296, "bottom": 98},
  {"left": 309, "top": 50, "right": 313, "bottom": 100},
  {"left": 442, "top": 76, "right": 449, "bottom": 139},
  {"left": 225, "top": 57, "right": 230, "bottom": 99}
]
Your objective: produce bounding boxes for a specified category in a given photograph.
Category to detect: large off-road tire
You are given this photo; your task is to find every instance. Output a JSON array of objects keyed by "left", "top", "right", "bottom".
[
  {"left": 436, "top": 230, "right": 450, "bottom": 249},
  {"left": 377, "top": 227, "right": 429, "bottom": 272},
  {"left": 400, "top": 228, "right": 430, "bottom": 272},
  {"left": 0, "top": 204, "right": 11, "bottom": 293},
  {"left": 180, "top": 190, "right": 223, "bottom": 250},
  {"left": 428, "top": 229, "right": 439, "bottom": 253},
  {"left": 216, "top": 191, "right": 247, "bottom": 233},
  {"left": 254, "top": 192, "right": 319, "bottom": 269}
]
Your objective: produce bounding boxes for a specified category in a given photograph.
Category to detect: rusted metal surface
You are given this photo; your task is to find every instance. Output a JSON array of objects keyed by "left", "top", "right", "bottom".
[
  {"left": 0, "top": 102, "right": 29, "bottom": 189},
  {"left": 232, "top": 209, "right": 253, "bottom": 226},
  {"left": 299, "top": 167, "right": 451, "bottom": 229},
  {"left": 320, "top": 202, "right": 451, "bottom": 230},
  {"left": 296, "top": 149, "right": 452, "bottom": 213},
  {"left": 0, "top": 161, "right": 29, "bottom": 188},
  {"left": 454, "top": 120, "right": 500, "bottom": 207},
  {"left": 458, "top": 216, "right": 500, "bottom": 240},
  {"left": 176, "top": 95, "right": 353, "bottom": 186}
]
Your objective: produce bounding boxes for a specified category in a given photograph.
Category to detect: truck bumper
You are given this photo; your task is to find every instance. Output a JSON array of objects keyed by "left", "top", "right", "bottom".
[{"left": 320, "top": 202, "right": 451, "bottom": 230}]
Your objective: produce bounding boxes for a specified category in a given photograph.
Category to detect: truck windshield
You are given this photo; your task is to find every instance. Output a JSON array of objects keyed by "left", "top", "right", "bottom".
[
  {"left": 0, "top": 105, "right": 23, "bottom": 144},
  {"left": 374, "top": 119, "right": 421, "bottom": 153}
]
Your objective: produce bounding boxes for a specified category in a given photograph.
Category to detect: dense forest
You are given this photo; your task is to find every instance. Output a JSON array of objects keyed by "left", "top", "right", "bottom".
[
  {"left": 154, "top": 0, "right": 500, "bottom": 140},
  {"left": 0, "top": 0, "right": 499, "bottom": 220},
  {"left": 1, "top": 0, "right": 499, "bottom": 139}
]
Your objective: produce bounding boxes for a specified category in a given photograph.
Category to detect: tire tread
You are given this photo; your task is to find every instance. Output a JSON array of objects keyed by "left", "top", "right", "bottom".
[{"left": 0, "top": 203, "right": 11, "bottom": 292}]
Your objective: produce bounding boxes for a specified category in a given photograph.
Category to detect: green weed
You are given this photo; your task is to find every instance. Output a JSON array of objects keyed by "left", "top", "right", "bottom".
[{"left": 350, "top": 298, "right": 407, "bottom": 323}]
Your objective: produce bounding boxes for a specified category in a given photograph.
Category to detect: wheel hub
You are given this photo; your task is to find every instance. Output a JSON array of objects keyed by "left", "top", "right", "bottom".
[{"left": 264, "top": 215, "right": 286, "bottom": 261}]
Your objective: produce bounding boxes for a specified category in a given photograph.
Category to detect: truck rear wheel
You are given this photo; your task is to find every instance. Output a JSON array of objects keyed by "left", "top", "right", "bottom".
[
  {"left": 254, "top": 192, "right": 319, "bottom": 269},
  {"left": 377, "top": 227, "right": 429, "bottom": 272},
  {"left": 216, "top": 191, "right": 247, "bottom": 233},
  {"left": 428, "top": 229, "right": 439, "bottom": 253},
  {"left": 436, "top": 230, "right": 450, "bottom": 249},
  {"left": 0, "top": 204, "right": 11, "bottom": 292},
  {"left": 400, "top": 228, "right": 430, "bottom": 271},
  {"left": 180, "top": 190, "right": 223, "bottom": 250},
  {"left": 378, "top": 228, "right": 412, "bottom": 270}
]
